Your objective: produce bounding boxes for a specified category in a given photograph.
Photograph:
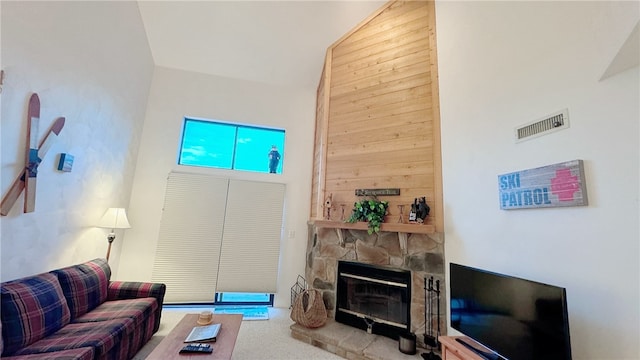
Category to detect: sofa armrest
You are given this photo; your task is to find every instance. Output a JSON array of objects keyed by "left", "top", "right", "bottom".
[
  {"left": 107, "top": 281, "right": 166, "bottom": 305},
  {"left": 108, "top": 281, "right": 166, "bottom": 333}
]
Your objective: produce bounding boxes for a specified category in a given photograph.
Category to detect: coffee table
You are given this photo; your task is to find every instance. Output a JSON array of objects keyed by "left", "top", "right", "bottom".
[{"left": 146, "top": 313, "right": 243, "bottom": 359}]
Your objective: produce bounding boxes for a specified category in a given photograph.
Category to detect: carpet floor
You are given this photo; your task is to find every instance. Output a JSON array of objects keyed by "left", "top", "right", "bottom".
[{"left": 133, "top": 307, "right": 343, "bottom": 359}]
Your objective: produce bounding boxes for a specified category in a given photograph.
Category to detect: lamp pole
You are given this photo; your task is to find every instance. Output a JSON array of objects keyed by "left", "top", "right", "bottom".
[{"left": 105, "top": 230, "right": 116, "bottom": 261}]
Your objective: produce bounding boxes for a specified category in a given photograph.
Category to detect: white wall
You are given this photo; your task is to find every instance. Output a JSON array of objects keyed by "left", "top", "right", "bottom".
[
  {"left": 0, "top": 1, "right": 153, "bottom": 281},
  {"left": 435, "top": 1, "right": 639, "bottom": 359},
  {"left": 116, "top": 66, "right": 316, "bottom": 308}
]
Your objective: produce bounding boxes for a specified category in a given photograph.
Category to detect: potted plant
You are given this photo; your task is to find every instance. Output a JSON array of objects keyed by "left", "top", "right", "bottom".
[{"left": 347, "top": 198, "right": 389, "bottom": 234}]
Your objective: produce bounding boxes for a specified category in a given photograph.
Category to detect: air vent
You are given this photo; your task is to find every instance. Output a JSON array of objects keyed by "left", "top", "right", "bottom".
[{"left": 515, "top": 109, "right": 569, "bottom": 142}]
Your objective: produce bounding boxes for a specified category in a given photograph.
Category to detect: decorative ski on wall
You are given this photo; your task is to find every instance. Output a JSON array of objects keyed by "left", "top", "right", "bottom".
[
  {"left": 0, "top": 93, "right": 65, "bottom": 215},
  {"left": 24, "top": 93, "right": 40, "bottom": 213}
]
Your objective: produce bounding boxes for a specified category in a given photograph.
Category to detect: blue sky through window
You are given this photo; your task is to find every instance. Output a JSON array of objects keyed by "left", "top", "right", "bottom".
[{"left": 179, "top": 119, "right": 285, "bottom": 173}]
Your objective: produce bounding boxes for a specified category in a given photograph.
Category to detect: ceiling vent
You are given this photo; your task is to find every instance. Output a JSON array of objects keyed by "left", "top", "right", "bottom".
[{"left": 515, "top": 109, "right": 569, "bottom": 142}]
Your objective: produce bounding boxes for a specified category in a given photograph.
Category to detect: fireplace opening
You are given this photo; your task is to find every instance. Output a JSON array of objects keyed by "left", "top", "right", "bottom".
[{"left": 336, "top": 261, "right": 411, "bottom": 340}]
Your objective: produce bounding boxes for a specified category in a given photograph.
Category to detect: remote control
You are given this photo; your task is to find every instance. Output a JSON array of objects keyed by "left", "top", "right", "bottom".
[{"left": 179, "top": 343, "right": 213, "bottom": 354}]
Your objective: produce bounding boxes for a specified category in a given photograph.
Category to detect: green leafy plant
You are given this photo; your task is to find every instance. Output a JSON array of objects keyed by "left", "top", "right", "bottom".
[{"left": 347, "top": 198, "right": 389, "bottom": 234}]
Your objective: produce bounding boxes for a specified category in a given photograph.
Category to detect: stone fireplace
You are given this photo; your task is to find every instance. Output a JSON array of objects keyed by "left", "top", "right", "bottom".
[{"left": 303, "top": 224, "right": 446, "bottom": 352}]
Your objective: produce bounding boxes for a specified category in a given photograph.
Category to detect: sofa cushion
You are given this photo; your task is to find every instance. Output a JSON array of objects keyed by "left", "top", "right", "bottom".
[
  {"left": 73, "top": 297, "right": 157, "bottom": 324},
  {"left": 1, "top": 273, "right": 71, "bottom": 356},
  {"left": 52, "top": 258, "right": 111, "bottom": 320},
  {"left": 12, "top": 318, "right": 134, "bottom": 359},
  {"left": 75, "top": 297, "right": 158, "bottom": 353},
  {"left": 1, "top": 346, "right": 94, "bottom": 360},
  {"left": 77, "top": 298, "right": 159, "bottom": 357}
]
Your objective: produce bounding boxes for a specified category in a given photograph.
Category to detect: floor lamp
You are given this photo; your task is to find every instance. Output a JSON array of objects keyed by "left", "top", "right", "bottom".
[{"left": 98, "top": 207, "right": 131, "bottom": 262}]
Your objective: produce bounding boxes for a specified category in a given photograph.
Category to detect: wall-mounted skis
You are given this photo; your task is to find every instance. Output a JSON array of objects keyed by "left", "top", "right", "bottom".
[{"left": 0, "top": 93, "right": 65, "bottom": 215}]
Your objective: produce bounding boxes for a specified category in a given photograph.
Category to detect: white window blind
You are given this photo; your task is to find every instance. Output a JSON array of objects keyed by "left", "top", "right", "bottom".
[
  {"left": 151, "top": 173, "right": 228, "bottom": 303},
  {"left": 216, "top": 180, "right": 285, "bottom": 293},
  {"left": 151, "top": 172, "right": 285, "bottom": 302}
]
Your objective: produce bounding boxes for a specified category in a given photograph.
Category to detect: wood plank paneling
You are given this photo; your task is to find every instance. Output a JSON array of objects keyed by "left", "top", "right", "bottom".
[
  {"left": 328, "top": 109, "right": 432, "bottom": 135},
  {"left": 329, "top": 96, "right": 432, "bottom": 123},
  {"left": 310, "top": 62, "right": 327, "bottom": 219},
  {"left": 328, "top": 158, "right": 434, "bottom": 173},
  {"left": 426, "top": 0, "right": 443, "bottom": 231},
  {"left": 330, "top": 72, "right": 431, "bottom": 108},
  {"left": 333, "top": 63, "right": 430, "bottom": 88},
  {"left": 334, "top": 34, "right": 429, "bottom": 68},
  {"left": 329, "top": 120, "right": 433, "bottom": 146},
  {"left": 331, "top": 51, "right": 431, "bottom": 96},
  {"left": 328, "top": 137, "right": 433, "bottom": 158},
  {"left": 326, "top": 176, "right": 434, "bottom": 194},
  {"left": 326, "top": 171, "right": 436, "bottom": 187},
  {"left": 330, "top": 91, "right": 431, "bottom": 119},
  {"left": 325, "top": 146, "right": 431, "bottom": 165},
  {"left": 331, "top": 15, "right": 429, "bottom": 62},
  {"left": 311, "top": 1, "right": 443, "bottom": 232},
  {"left": 333, "top": 1, "right": 427, "bottom": 57},
  {"left": 325, "top": 188, "right": 436, "bottom": 204}
]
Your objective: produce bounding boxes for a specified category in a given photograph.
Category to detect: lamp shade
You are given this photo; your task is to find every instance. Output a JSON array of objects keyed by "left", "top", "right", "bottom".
[{"left": 98, "top": 208, "right": 131, "bottom": 229}]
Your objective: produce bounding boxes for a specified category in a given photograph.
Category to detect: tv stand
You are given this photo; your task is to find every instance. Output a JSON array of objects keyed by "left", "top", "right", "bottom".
[
  {"left": 439, "top": 336, "right": 501, "bottom": 360},
  {"left": 454, "top": 338, "right": 500, "bottom": 360}
]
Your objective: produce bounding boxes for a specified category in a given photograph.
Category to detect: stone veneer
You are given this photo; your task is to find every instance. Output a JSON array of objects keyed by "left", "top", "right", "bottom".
[{"left": 304, "top": 224, "right": 446, "bottom": 351}]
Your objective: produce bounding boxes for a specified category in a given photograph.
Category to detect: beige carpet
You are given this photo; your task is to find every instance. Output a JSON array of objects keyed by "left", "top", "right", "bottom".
[{"left": 133, "top": 307, "right": 343, "bottom": 360}]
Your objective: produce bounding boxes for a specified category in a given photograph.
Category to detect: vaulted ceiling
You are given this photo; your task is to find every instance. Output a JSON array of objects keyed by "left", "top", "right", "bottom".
[{"left": 137, "top": 1, "right": 387, "bottom": 89}]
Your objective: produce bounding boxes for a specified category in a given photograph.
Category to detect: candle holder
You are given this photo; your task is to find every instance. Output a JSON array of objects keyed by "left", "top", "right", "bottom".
[{"left": 397, "top": 204, "right": 405, "bottom": 223}]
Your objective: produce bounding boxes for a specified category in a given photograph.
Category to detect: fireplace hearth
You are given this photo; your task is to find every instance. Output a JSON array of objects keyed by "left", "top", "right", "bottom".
[{"left": 336, "top": 261, "right": 411, "bottom": 340}]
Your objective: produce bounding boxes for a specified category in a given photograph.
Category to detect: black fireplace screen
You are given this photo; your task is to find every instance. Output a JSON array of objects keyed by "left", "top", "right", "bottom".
[
  {"left": 341, "top": 274, "right": 407, "bottom": 325},
  {"left": 336, "top": 261, "right": 411, "bottom": 339}
]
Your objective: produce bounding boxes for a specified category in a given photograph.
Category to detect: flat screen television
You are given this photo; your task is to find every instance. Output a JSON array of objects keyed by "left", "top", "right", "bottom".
[{"left": 449, "top": 263, "right": 572, "bottom": 360}]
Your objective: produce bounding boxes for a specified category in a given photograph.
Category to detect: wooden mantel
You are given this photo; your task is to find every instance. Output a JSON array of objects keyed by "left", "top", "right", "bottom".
[{"left": 310, "top": 219, "right": 435, "bottom": 234}]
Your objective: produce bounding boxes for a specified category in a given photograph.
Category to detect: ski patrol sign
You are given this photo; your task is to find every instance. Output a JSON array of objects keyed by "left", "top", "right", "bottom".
[{"left": 498, "top": 160, "right": 588, "bottom": 210}]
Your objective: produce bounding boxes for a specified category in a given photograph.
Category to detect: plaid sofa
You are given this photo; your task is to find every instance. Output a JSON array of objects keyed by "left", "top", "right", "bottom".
[{"left": 0, "top": 258, "right": 166, "bottom": 360}]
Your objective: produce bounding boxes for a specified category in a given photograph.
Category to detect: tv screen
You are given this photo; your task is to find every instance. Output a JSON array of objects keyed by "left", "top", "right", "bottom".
[{"left": 449, "top": 263, "right": 572, "bottom": 360}]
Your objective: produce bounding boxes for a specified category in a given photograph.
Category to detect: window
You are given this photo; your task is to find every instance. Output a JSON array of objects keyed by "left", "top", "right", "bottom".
[
  {"left": 152, "top": 173, "right": 285, "bottom": 303},
  {"left": 214, "top": 292, "right": 274, "bottom": 306},
  {"left": 179, "top": 118, "right": 285, "bottom": 174}
]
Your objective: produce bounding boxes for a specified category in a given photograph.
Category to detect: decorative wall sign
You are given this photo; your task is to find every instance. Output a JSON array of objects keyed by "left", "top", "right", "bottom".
[
  {"left": 57, "top": 153, "right": 74, "bottom": 172},
  {"left": 498, "top": 159, "right": 588, "bottom": 210},
  {"left": 355, "top": 188, "right": 400, "bottom": 196}
]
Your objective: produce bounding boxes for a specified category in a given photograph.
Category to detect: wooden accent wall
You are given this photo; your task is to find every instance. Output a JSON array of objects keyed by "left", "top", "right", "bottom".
[
  {"left": 310, "top": 0, "right": 443, "bottom": 232},
  {"left": 311, "top": 62, "right": 328, "bottom": 219}
]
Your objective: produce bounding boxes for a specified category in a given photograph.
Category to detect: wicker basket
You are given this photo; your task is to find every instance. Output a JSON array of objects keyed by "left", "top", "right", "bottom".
[{"left": 290, "top": 288, "right": 327, "bottom": 328}]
